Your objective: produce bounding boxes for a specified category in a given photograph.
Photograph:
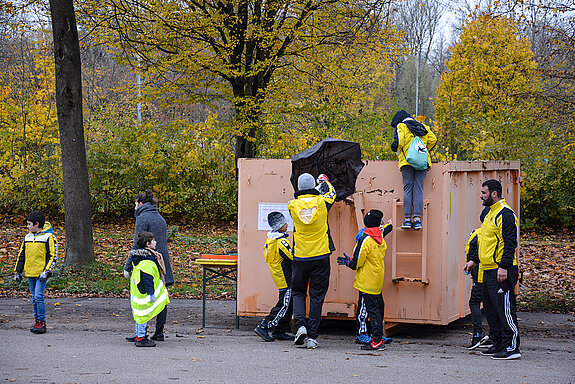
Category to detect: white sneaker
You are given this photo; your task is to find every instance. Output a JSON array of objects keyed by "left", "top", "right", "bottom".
[
  {"left": 294, "top": 326, "right": 307, "bottom": 345},
  {"left": 306, "top": 338, "right": 318, "bottom": 349}
]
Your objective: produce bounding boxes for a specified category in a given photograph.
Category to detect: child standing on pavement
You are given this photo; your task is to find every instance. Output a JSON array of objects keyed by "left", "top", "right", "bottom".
[
  {"left": 13, "top": 211, "right": 58, "bottom": 334},
  {"left": 338, "top": 209, "right": 392, "bottom": 351},
  {"left": 254, "top": 212, "right": 295, "bottom": 342},
  {"left": 129, "top": 231, "right": 170, "bottom": 347}
]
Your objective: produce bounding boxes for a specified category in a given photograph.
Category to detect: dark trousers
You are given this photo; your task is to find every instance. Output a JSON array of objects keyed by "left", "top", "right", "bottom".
[
  {"left": 155, "top": 306, "right": 167, "bottom": 331},
  {"left": 356, "top": 291, "right": 385, "bottom": 343},
  {"left": 264, "top": 288, "right": 293, "bottom": 334},
  {"left": 292, "top": 258, "right": 330, "bottom": 339},
  {"left": 469, "top": 280, "right": 484, "bottom": 336},
  {"left": 400, "top": 165, "right": 427, "bottom": 218},
  {"left": 483, "top": 266, "right": 520, "bottom": 352}
]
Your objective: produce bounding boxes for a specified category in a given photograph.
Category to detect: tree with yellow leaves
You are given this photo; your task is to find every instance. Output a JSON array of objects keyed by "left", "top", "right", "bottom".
[{"left": 434, "top": 13, "right": 541, "bottom": 160}]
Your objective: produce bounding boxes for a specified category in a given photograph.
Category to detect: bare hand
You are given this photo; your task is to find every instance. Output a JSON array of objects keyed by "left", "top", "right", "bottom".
[
  {"left": 497, "top": 268, "right": 508, "bottom": 283},
  {"left": 463, "top": 261, "right": 476, "bottom": 273}
]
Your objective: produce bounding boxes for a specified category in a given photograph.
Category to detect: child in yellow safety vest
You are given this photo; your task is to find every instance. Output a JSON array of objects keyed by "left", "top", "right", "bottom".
[{"left": 129, "top": 231, "right": 170, "bottom": 347}]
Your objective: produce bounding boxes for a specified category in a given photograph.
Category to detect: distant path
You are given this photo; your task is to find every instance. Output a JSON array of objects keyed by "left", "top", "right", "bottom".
[{"left": 0, "top": 298, "right": 573, "bottom": 383}]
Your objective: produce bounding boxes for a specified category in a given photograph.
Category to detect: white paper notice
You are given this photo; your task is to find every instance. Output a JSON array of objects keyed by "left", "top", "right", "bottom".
[{"left": 258, "top": 203, "right": 294, "bottom": 231}]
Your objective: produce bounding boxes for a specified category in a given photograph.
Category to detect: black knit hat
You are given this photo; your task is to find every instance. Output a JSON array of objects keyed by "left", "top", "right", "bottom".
[
  {"left": 391, "top": 110, "right": 411, "bottom": 128},
  {"left": 364, "top": 209, "right": 383, "bottom": 228}
]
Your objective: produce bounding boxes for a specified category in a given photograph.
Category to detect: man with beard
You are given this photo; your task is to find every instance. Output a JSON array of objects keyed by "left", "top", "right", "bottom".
[{"left": 464, "top": 179, "right": 521, "bottom": 360}]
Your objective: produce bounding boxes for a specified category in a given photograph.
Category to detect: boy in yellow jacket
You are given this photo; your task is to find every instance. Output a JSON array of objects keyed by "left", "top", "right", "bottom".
[
  {"left": 254, "top": 212, "right": 294, "bottom": 342},
  {"left": 338, "top": 209, "right": 392, "bottom": 351},
  {"left": 14, "top": 211, "right": 58, "bottom": 334}
]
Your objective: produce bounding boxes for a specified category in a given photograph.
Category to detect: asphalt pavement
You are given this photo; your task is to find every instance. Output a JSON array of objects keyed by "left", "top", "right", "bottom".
[{"left": 0, "top": 297, "right": 573, "bottom": 383}]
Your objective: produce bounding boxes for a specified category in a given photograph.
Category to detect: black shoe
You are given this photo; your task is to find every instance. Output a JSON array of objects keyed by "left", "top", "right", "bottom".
[
  {"left": 492, "top": 349, "right": 521, "bottom": 360},
  {"left": 480, "top": 345, "right": 501, "bottom": 356},
  {"left": 125, "top": 334, "right": 137, "bottom": 342},
  {"left": 272, "top": 332, "right": 294, "bottom": 341},
  {"left": 479, "top": 338, "right": 494, "bottom": 349},
  {"left": 254, "top": 324, "right": 274, "bottom": 342},
  {"left": 467, "top": 334, "right": 489, "bottom": 350},
  {"left": 135, "top": 337, "right": 156, "bottom": 347},
  {"left": 30, "top": 320, "right": 46, "bottom": 334},
  {"left": 151, "top": 330, "right": 164, "bottom": 341}
]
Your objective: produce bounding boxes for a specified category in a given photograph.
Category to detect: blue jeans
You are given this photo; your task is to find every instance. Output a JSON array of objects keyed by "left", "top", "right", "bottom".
[
  {"left": 135, "top": 322, "right": 148, "bottom": 338},
  {"left": 28, "top": 277, "right": 47, "bottom": 321}
]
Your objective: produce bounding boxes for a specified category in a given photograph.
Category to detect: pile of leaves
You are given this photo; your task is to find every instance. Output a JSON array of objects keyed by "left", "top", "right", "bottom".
[{"left": 1, "top": 216, "right": 573, "bottom": 313}]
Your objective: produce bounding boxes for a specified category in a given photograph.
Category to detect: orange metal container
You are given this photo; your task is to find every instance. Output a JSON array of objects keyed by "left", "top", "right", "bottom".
[{"left": 237, "top": 159, "right": 521, "bottom": 325}]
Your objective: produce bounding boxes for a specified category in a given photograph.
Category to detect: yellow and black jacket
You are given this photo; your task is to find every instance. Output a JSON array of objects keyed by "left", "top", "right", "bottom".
[
  {"left": 390, "top": 118, "right": 437, "bottom": 170},
  {"left": 288, "top": 181, "right": 337, "bottom": 261},
  {"left": 478, "top": 199, "right": 518, "bottom": 282},
  {"left": 465, "top": 228, "right": 482, "bottom": 282},
  {"left": 15, "top": 222, "right": 58, "bottom": 278},
  {"left": 349, "top": 224, "right": 393, "bottom": 295},
  {"left": 263, "top": 232, "right": 293, "bottom": 290}
]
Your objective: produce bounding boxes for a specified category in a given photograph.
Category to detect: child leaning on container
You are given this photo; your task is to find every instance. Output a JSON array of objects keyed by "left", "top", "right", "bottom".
[
  {"left": 13, "top": 211, "right": 58, "bottom": 334},
  {"left": 254, "top": 212, "right": 295, "bottom": 342},
  {"left": 129, "top": 231, "right": 170, "bottom": 347},
  {"left": 338, "top": 209, "right": 392, "bottom": 351}
]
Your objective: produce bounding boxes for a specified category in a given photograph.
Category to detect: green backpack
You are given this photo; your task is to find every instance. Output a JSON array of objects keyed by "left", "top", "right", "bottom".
[{"left": 405, "top": 136, "right": 429, "bottom": 170}]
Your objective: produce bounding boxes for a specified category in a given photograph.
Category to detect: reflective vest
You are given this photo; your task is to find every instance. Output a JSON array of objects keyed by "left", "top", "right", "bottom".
[{"left": 130, "top": 260, "right": 170, "bottom": 324}]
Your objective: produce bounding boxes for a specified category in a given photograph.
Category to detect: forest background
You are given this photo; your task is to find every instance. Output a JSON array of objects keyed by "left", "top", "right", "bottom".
[{"left": 0, "top": 1, "right": 574, "bottom": 310}]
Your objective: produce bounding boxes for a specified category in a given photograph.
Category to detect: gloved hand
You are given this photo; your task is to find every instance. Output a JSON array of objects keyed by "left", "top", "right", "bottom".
[
  {"left": 38, "top": 271, "right": 48, "bottom": 281},
  {"left": 355, "top": 228, "right": 365, "bottom": 242},
  {"left": 123, "top": 270, "right": 130, "bottom": 279},
  {"left": 317, "top": 174, "right": 329, "bottom": 184},
  {"left": 149, "top": 294, "right": 156, "bottom": 302},
  {"left": 337, "top": 253, "right": 351, "bottom": 267},
  {"left": 14, "top": 272, "right": 22, "bottom": 284}
]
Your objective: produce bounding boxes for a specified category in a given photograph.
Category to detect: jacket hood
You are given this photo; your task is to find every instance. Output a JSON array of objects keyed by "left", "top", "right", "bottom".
[
  {"left": 294, "top": 188, "right": 320, "bottom": 199},
  {"left": 364, "top": 227, "right": 383, "bottom": 244},
  {"left": 129, "top": 248, "right": 155, "bottom": 265},
  {"left": 38, "top": 222, "right": 54, "bottom": 235},
  {"left": 135, "top": 202, "right": 159, "bottom": 218},
  {"left": 403, "top": 118, "right": 428, "bottom": 137}
]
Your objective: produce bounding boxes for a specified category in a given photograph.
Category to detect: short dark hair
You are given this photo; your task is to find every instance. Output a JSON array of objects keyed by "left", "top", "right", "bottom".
[
  {"left": 482, "top": 179, "right": 502, "bottom": 198},
  {"left": 26, "top": 211, "right": 45, "bottom": 228},
  {"left": 135, "top": 190, "right": 157, "bottom": 205},
  {"left": 136, "top": 231, "right": 155, "bottom": 248}
]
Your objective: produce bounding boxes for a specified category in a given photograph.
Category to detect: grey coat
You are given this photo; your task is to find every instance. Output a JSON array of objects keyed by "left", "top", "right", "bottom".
[{"left": 123, "top": 203, "right": 174, "bottom": 286}]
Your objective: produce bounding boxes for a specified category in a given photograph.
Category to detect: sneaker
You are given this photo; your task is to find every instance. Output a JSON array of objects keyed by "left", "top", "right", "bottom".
[
  {"left": 480, "top": 345, "right": 501, "bottom": 356},
  {"left": 361, "top": 340, "right": 385, "bottom": 351},
  {"left": 467, "top": 334, "right": 489, "bottom": 350},
  {"left": 306, "top": 338, "right": 318, "bottom": 349},
  {"left": 272, "top": 333, "right": 294, "bottom": 341},
  {"left": 492, "top": 349, "right": 522, "bottom": 360},
  {"left": 125, "top": 334, "right": 137, "bottom": 342},
  {"left": 401, "top": 219, "right": 412, "bottom": 229},
  {"left": 31, "top": 320, "right": 46, "bottom": 334},
  {"left": 135, "top": 337, "right": 156, "bottom": 347},
  {"left": 412, "top": 218, "right": 422, "bottom": 230},
  {"left": 294, "top": 326, "right": 307, "bottom": 345},
  {"left": 30, "top": 319, "right": 40, "bottom": 332},
  {"left": 479, "top": 338, "right": 495, "bottom": 349},
  {"left": 150, "top": 330, "right": 164, "bottom": 341},
  {"left": 355, "top": 334, "right": 372, "bottom": 345},
  {"left": 254, "top": 324, "right": 274, "bottom": 342}
]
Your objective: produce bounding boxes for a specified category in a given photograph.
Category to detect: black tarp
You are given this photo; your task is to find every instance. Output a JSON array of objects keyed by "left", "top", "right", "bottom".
[{"left": 290, "top": 138, "right": 364, "bottom": 201}]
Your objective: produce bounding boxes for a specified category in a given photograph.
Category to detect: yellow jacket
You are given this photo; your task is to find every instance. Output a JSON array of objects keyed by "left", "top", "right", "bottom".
[
  {"left": 391, "top": 119, "right": 437, "bottom": 170},
  {"left": 263, "top": 232, "right": 293, "bottom": 290},
  {"left": 288, "top": 181, "right": 336, "bottom": 260},
  {"left": 14, "top": 222, "right": 58, "bottom": 278},
  {"left": 478, "top": 199, "right": 518, "bottom": 282},
  {"left": 349, "top": 225, "right": 392, "bottom": 295}
]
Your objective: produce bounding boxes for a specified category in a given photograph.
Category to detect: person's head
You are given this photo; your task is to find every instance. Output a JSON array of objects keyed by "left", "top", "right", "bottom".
[
  {"left": 136, "top": 231, "right": 156, "bottom": 250},
  {"left": 26, "top": 211, "right": 45, "bottom": 233},
  {"left": 480, "top": 179, "right": 502, "bottom": 207},
  {"left": 297, "top": 173, "right": 316, "bottom": 191},
  {"left": 268, "top": 211, "right": 288, "bottom": 232},
  {"left": 135, "top": 190, "right": 157, "bottom": 210},
  {"left": 364, "top": 209, "right": 383, "bottom": 228},
  {"left": 391, "top": 110, "right": 411, "bottom": 128}
]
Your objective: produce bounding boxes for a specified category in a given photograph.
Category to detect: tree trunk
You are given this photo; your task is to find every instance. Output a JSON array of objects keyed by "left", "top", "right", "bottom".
[{"left": 49, "top": 0, "right": 95, "bottom": 266}]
